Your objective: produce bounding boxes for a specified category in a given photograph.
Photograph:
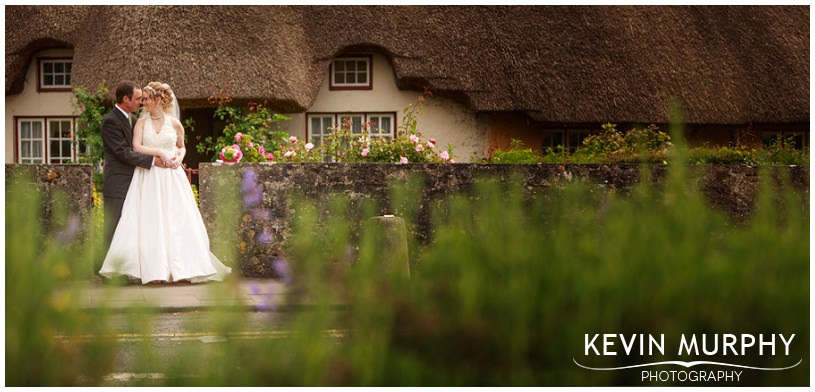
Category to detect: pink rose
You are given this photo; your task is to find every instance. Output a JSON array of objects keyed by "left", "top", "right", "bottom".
[
  {"left": 426, "top": 141, "right": 435, "bottom": 149},
  {"left": 284, "top": 150, "right": 295, "bottom": 158},
  {"left": 258, "top": 145, "right": 266, "bottom": 155},
  {"left": 440, "top": 150, "right": 450, "bottom": 161},
  {"left": 400, "top": 156, "right": 408, "bottom": 164},
  {"left": 305, "top": 143, "right": 314, "bottom": 152},
  {"left": 289, "top": 136, "right": 298, "bottom": 143},
  {"left": 362, "top": 148, "right": 369, "bottom": 157},
  {"left": 409, "top": 135, "right": 419, "bottom": 144},
  {"left": 415, "top": 144, "right": 424, "bottom": 152},
  {"left": 235, "top": 133, "right": 243, "bottom": 142},
  {"left": 266, "top": 152, "right": 275, "bottom": 161}
]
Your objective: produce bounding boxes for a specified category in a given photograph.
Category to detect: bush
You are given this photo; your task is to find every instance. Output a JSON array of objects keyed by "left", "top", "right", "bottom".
[{"left": 490, "top": 139, "right": 542, "bottom": 163}]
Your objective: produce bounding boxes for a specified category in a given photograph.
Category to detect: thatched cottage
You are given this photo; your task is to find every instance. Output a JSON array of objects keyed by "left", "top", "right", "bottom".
[{"left": 5, "top": 5, "right": 809, "bottom": 169}]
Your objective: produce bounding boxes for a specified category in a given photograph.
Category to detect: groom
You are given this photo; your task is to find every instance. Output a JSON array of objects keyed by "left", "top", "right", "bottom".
[{"left": 97, "top": 81, "right": 166, "bottom": 276}]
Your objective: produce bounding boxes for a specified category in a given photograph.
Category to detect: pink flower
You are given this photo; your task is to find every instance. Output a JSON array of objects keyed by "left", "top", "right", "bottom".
[
  {"left": 426, "top": 141, "right": 435, "bottom": 149},
  {"left": 235, "top": 133, "right": 243, "bottom": 142},
  {"left": 362, "top": 148, "right": 369, "bottom": 157},
  {"left": 248, "top": 142, "right": 254, "bottom": 148},
  {"left": 220, "top": 145, "right": 243, "bottom": 162},
  {"left": 289, "top": 136, "right": 298, "bottom": 144},
  {"left": 400, "top": 156, "right": 408, "bottom": 164},
  {"left": 305, "top": 143, "right": 314, "bottom": 152},
  {"left": 284, "top": 150, "right": 295, "bottom": 158},
  {"left": 409, "top": 135, "right": 420, "bottom": 144},
  {"left": 266, "top": 152, "right": 275, "bottom": 160},
  {"left": 430, "top": 138, "right": 436, "bottom": 144},
  {"left": 258, "top": 145, "right": 266, "bottom": 155},
  {"left": 440, "top": 150, "right": 450, "bottom": 161},
  {"left": 415, "top": 144, "right": 425, "bottom": 152},
  {"left": 450, "top": 159, "right": 455, "bottom": 163}
]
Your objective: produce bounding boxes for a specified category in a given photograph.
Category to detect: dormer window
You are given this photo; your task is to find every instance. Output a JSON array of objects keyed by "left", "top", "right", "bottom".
[
  {"left": 330, "top": 56, "right": 372, "bottom": 90},
  {"left": 38, "top": 58, "right": 72, "bottom": 91}
]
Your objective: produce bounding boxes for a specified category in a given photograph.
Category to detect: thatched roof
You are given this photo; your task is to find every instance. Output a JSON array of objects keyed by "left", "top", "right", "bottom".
[{"left": 6, "top": 5, "right": 809, "bottom": 124}]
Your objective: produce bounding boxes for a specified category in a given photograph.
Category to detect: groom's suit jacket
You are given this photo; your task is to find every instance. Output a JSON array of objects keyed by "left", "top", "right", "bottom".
[{"left": 101, "top": 108, "right": 154, "bottom": 199}]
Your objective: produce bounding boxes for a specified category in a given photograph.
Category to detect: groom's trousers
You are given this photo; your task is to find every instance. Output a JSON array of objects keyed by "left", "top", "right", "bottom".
[{"left": 99, "top": 195, "right": 126, "bottom": 272}]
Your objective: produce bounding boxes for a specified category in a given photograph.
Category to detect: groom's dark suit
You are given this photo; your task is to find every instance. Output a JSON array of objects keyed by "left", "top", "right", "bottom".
[{"left": 99, "top": 106, "right": 154, "bottom": 271}]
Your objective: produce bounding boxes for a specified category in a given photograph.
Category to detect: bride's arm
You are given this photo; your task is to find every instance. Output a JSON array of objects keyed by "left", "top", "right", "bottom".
[
  {"left": 133, "top": 118, "right": 175, "bottom": 164},
  {"left": 172, "top": 117, "right": 186, "bottom": 163}
]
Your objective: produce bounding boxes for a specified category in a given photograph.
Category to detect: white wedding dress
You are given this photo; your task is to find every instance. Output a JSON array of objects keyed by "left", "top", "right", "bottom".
[{"left": 99, "top": 116, "right": 231, "bottom": 283}]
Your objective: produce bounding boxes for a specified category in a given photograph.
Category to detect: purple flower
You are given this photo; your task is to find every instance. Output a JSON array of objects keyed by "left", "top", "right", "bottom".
[
  {"left": 257, "top": 231, "right": 274, "bottom": 244},
  {"left": 272, "top": 258, "right": 291, "bottom": 285},
  {"left": 242, "top": 168, "right": 263, "bottom": 208},
  {"left": 251, "top": 208, "right": 272, "bottom": 220},
  {"left": 55, "top": 215, "right": 81, "bottom": 243}
]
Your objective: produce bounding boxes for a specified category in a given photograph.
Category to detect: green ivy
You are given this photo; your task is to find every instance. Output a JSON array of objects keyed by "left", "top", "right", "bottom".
[{"left": 72, "top": 82, "right": 111, "bottom": 189}]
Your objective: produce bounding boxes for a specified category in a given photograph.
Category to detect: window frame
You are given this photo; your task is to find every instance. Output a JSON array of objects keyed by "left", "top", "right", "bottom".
[
  {"left": 329, "top": 55, "right": 373, "bottom": 91},
  {"left": 37, "top": 57, "right": 73, "bottom": 92},
  {"left": 306, "top": 112, "right": 397, "bottom": 143},
  {"left": 15, "top": 116, "right": 80, "bottom": 164}
]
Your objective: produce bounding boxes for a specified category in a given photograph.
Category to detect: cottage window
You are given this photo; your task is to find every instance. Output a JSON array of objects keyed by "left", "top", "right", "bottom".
[
  {"left": 39, "top": 58, "right": 72, "bottom": 90},
  {"left": 762, "top": 131, "right": 808, "bottom": 150},
  {"left": 330, "top": 56, "right": 372, "bottom": 90},
  {"left": 306, "top": 112, "right": 396, "bottom": 158},
  {"left": 16, "top": 117, "right": 81, "bottom": 164}
]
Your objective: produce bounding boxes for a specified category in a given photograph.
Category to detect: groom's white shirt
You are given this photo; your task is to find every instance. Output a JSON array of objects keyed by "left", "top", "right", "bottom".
[{"left": 114, "top": 104, "right": 130, "bottom": 120}]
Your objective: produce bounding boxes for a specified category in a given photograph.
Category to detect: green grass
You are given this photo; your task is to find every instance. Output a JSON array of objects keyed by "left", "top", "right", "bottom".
[{"left": 5, "top": 141, "right": 809, "bottom": 386}]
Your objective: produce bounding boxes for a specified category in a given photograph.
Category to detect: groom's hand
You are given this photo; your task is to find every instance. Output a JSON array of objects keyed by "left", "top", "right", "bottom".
[{"left": 154, "top": 156, "right": 166, "bottom": 168}]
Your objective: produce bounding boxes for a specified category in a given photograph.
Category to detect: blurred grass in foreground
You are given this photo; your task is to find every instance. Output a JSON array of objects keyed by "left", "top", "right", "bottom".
[{"left": 5, "top": 143, "right": 809, "bottom": 386}]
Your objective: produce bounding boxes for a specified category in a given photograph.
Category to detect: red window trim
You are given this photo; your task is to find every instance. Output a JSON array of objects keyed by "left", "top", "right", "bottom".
[
  {"left": 13, "top": 116, "right": 78, "bottom": 163},
  {"left": 37, "top": 57, "right": 73, "bottom": 93},
  {"left": 304, "top": 112, "right": 398, "bottom": 143},
  {"left": 328, "top": 55, "right": 374, "bottom": 91}
]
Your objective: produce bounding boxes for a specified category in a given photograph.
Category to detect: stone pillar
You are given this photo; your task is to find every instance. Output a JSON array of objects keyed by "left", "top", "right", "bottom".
[{"left": 365, "top": 215, "right": 410, "bottom": 278}]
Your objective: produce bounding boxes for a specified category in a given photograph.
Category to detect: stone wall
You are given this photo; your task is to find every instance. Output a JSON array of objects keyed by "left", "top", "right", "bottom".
[
  {"left": 5, "top": 164, "right": 94, "bottom": 239},
  {"left": 198, "top": 163, "right": 809, "bottom": 277}
]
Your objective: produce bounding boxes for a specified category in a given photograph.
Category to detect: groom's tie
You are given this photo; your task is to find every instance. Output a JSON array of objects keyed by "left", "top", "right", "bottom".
[{"left": 128, "top": 114, "right": 134, "bottom": 128}]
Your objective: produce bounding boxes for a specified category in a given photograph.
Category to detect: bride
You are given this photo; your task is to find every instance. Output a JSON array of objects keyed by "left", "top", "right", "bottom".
[{"left": 99, "top": 82, "right": 231, "bottom": 284}]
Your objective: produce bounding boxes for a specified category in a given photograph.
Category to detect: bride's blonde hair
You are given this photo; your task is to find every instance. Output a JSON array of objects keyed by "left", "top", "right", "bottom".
[{"left": 143, "top": 82, "right": 174, "bottom": 113}]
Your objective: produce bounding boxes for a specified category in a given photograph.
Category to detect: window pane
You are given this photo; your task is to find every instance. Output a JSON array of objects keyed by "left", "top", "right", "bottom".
[
  {"left": 358, "top": 73, "right": 367, "bottom": 84},
  {"left": 55, "top": 62, "right": 64, "bottom": 73},
  {"left": 44, "top": 75, "right": 54, "bottom": 85},
  {"left": 335, "top": 73, "right": 345, "bottom": 84},
  {"left": 346, "top": 61, "right": 356, "bottom": 71},
  {"left": 21, "top": 122, "right": 30, "bottom": 138},
  {"left": 66, "top": 75, "right": 71, "bottom": 85},
  {"left": 335, "top": 61, "right": 345, "bottom": 71},
  {"left": 352, "top": 117, "right": 362, "bottom": 134},
  {"left": 22, "top": 142, "right": 30, "bottom": 157},
  {"left": 62, "top": 141, "right": 72, "bottom": 156},
  {"left": 311, "top": 117, "right": 322, "bottom": 136},
  {"left": 44, "top": 62, "right": 53, "bottom": 73},
  {"left": 55, "top": 75, "right": 65, "bottom": 85},
  {"left": 323, "top": 118, "right": 333, "bottom": 134},
  {"left": 381, "top": 117, "right": 391, "bottom": 134},
  {"left": 347, "top": 73, "right": 356, "bottom": 83},
  {"left": 33, "top": 141, "right": 43, "bottom": 157},
  {"left": 51, "top": 140, "right": 61, "bottom": 155},
  {"left": 33, "top": 122, "right": 43, "bottom": 138},
  {"left": 312, "top": 136, "right": 321, "bottom": 147},
  {"left": 66, "top": 62, "right": 72, "bottom": 72},
  {"left": 357, "top": 61, "right": 366, "bottom": 71}
]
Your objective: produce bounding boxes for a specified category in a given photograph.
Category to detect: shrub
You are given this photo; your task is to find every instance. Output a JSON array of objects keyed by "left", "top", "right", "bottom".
[{"left": 490, "top": 139, "right": 542, "bottom": 163}]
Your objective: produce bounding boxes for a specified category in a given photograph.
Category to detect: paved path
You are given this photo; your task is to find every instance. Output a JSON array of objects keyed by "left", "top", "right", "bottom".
[{"left": 55, "top": 278, "right": 292, "bottom": 312}]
